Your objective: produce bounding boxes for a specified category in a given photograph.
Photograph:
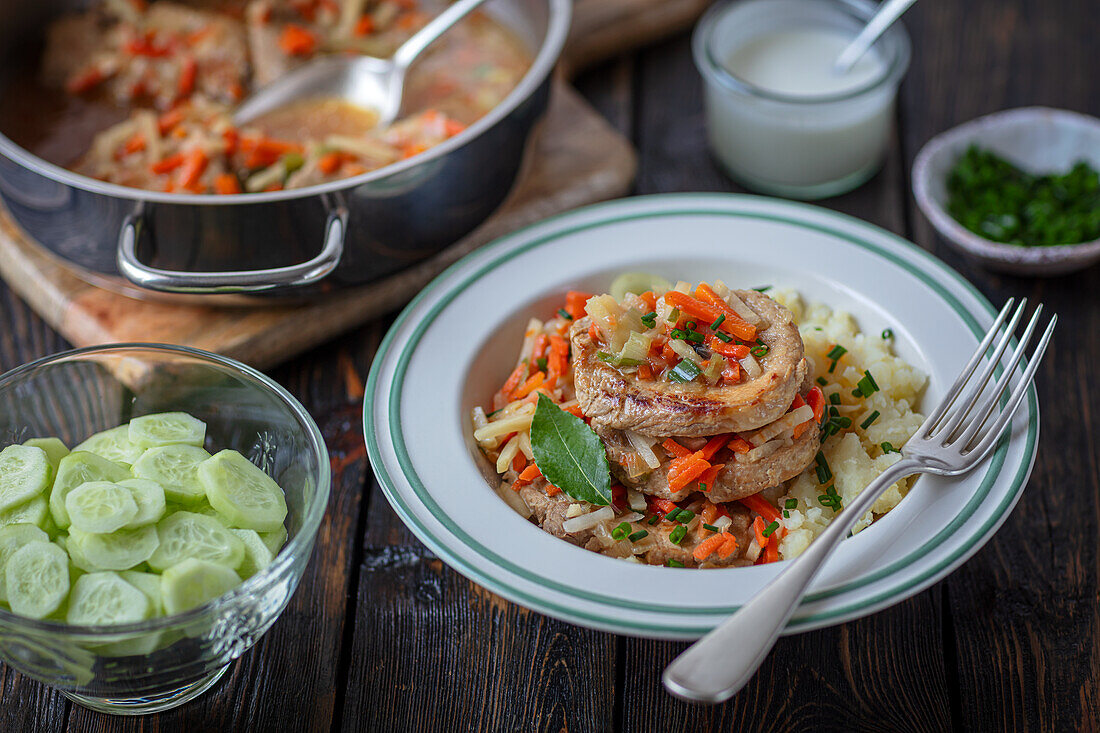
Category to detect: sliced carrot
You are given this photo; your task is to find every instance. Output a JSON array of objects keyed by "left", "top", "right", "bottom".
[
  {"left": 177, "top": 55, "right": 197, "bottom": 97},
  {"left": 354, "top": 14, "right": 375, "bottom": 35},
  {"left": 150, "top": 153, "right": 185, "bottom": 174},
  {"left": 511, "top": 372, "right": 545, "bottom": 400},
  {"left": 157, "top": 108, "right": 185, "bottom": 135},
  {"left": 717, "top": 532, "right": 740, "bottom": 560},
  {"left": 545, "top": 484, "right": 561, "bottom": 496},
  {"left": 708, "top": 336, "right": 750, "bottom": 359},
  {"left": 661, "top": 340, "right": 677, "bottom": 361},
  {"left": 565, "top": 291, "right": 591, "bottom": 320},
  {"left": 213, "top": 173, "right": 241, "bottom": 195},
  {"left": 753, "top": 516, "right": 768, "bottom": 547},
  {"left": 222, "top": 128, "right": 239, "bottom": 156},
  {"left": 728, "top": 436, "right": 753, "bottom": 454},
  {"left": 511, "top": 452, "right": 527, "bottom": 473},
  {"left": 588, "top": 323, "right": 600, "bottom": 342},
  {"left": 694, "top": 533, "right": 727, "bottom": 561},
  {"left": 512, "top": 463, "right": 542, "bottom": 490},
  {"left": 500, "top": 364, "right": 526, "bottom": 395},
  {"left": 637, "top": 363, "right": 653, "bottom": 381},
  {"left": 806, "top": 385, "right": 826, "bottom": 423},
  {"left": 318, "top": 151, "right": 344, "bottom": 175},
  {"left": 279, "top": 24, "right": 318, "bottom": 56},
  {"left": 176, "top": 149, "right": 208, "bottom": 189},
  {"left": 740, "top": 493, "right": 781, "bottom": 524},
  {"left": 639, "top": 291, "right": 657, "bottom": 311},
  {"left": 721, "top": 362, "right": 741, "bottom": 384},
  {"left": 443, "top": 118, "right": 466, "bottom": 137},
  {"left": 661, "top": 439, "right": 691, "bottom": 459},
  {"left": 563, "top": 404, "right": 585, "bottom": 418},
  {"left": 648, "top": 497, "right": 678, "bottom": 516},
  {"left": 545, "top": 335, "right": 569, "bottom": 388},
  {"left": 664, "top": 290, "right": 756, "bottom": 342},
  {"left": 694, "top": 283, "right": 757, "bottom": 340},
  {"left": 696, "top": 463, "right": 724, "bottom": 492},
  {"left": 532, "top": 334, "right": 549, "bottom": 361},
  {"left": 667, "top": 455, "right": 711, "bottom": 492},
  {"left": 66, "top": 67, "right": 106, "bottom": 94},
  {"left": 764, "top": 537, "right": 779, "bottom": 563},
  {"left": 122, "top": 134, "right": 147, "bottom": 155},
  {"left": 700, "top": 435, "right": 731, "bottom": 461}
]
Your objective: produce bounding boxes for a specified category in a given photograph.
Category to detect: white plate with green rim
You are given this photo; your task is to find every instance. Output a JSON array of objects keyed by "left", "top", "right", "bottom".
[{"left": 364, "top": 193, "right": 1040, "bottom": 640}]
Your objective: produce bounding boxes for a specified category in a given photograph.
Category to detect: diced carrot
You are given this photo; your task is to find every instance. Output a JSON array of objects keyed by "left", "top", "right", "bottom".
[
  {"left": 443, "top": 118, "right": 466, "bottom": 137},
  {"left": 532, "top": 334, "right": 549, "bottom": 361},
  {"left": 729, "top": 436, "right": 753, "bottom": 454},
  {"left": 279, "top": 24, "right": 318, "bottom": 56},
  {"left": 753, "top": 516, "right": 768, "bottom": 547},
  {"left": 177, "top": 55, "right": 197, "bottom": 97},
  {"left": 664, "top": 290, "right": 756, "bottom": 341},
  {"left": 639, "top": 291, "right": 657, "bottom": 311},
  {"left": 500, "top": 364, "right": 526, "bottom": 395},
  {"left": 662, "top": 439, "right": 691, "bottom": 459},
  {"left": 637, "top": 363, "right": 653, "bottom": 381},
  {"left": 545, "top": 484, "right": 562, "bottom": 496},
  {"left": 512, "top": 463, "right": 542, "bottom": 490},
  {"left": 565, "top": 291, "right": 591, "bottom": 320},
  {"left": 667, "top": 455, "right": 711, "bottom": 491},
  {"left": 588, "top": 323, "right": 600, "bottom": 342},
  {"left": 511, "top": 452, "right": 527, "bottom": 473},
  {"left": 661, "top": 340, "right": 677, "bottom": 361},
  {"left": 740, "top": 493, "right": 781, "bottom": 524},
  {"left": 648, "top": 497, "right": 679, "bottom": 516},
  {"left": 806, "top": 385, "right": 825, "bottom": 423},
  {"left": 176, "top": 149, "right": 208, "bottom": 189},
  {"left": 354, "top": 14, "right": 375, "bottom": 35},
  {"left": 241, "top": 137, "right": 302, "bottom": 168},
  {"left": 263, "top": 184, "right": 285, "bottom": 192},
  {"left": 511, "top": 372, "right": 545, "bottom": 400},
  {"left": 721, "top": 362, "right": 741, "bottom": 384},
  {"left": 694, "top": 532, "right": 727, "bottom": 561},
  {"left": 122, "top": 134, "right": 147, "bottom": 155},
  {"left": 150, "top": 153, "right": 185, "bottom": 174},
  {"left": 214, "top": 173, "right": 242, "bottom": 195},
  {"left": 563, "top": 404, "right": 585, "bottom": 418},
  {"left": 696, "top": 463, "right": 723, "bottom": 492},
  {"left": 700, "top": 435, "right": 731, "bottom": 461},
  {"left": 222, "top": 128, "right": 239, "bottom": 155},
  {"left": 694, "top": 283, "right": 757, "bottom": 341},
  {"left": 318, "top": 151, "right": 344, "bottom": 174},
  {"left": 709, "top": 336, "right": 750, "bottom": 359},
  {"left": 764, "top": 537, "right": 779, "bottom": 563},
  {"left": 157, "top": 108, "right": 185, "bottom": 135},
  {"left": 66, "top": 67, "right": 106, "bottom": 94},
  {"left": 717, "top": 532, "right": 739, "bottom": 560}
]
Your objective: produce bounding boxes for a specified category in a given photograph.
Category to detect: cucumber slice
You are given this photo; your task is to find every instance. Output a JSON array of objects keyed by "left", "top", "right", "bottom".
[
  {"left": 74, "top": 425, "right": 144, "bottom": 466},
  {"left": 117, "top": 479, "right": 166, "bottom": 528},
  {"left": 0, "top": 524, "right": 50, "bottom": 603},
  {"left": 0, "top": 444, "right": 52, "bottom": 513},
  {"left": 132, "top": 445, "right": 212, "bottom": 504},
  {"left": 50, "top": 452, "right": 131, "bottom": 529},
  {"left": 0, "top": 495, "right": 49, "bottom": 530},
  {"left": 120, "top": 570, "right": 164, "bottom": 616},
  {"left": 69, "top": 525, "right": 160, "bottom": 571},
  {"left": 148, "top": 511, "right": 244, "bottom": 571},
  {"left": 160, "top": 558, "right": 241, "bottom": 615},
  {"left": 66, "top": 571, "right": 149, "bottom": 626},
  {"left": 65, "top": 482, "right": 139, "bottom": 534},
  {"left": 5, "top": 541, "right": 70, "bottom": 620},
  {"left": 258, "top": 525, "right": 288, "bottom": 556},
  {"left": 230, "top": 529, "right": 274, "bottom": 579},
  {"left": 129, "top": 412, "right": 206, "bottom": 449},
  {"left": 198, "top": 450, "right": 287, "bottom": 532},
  {"left": 22, "top": 438, "right": 69, "bottom": 472}
]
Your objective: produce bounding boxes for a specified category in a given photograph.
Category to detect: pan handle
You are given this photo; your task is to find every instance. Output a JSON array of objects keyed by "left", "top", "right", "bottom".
[{"left": 117, "top": 203, "right": 346, "bottom": 294}]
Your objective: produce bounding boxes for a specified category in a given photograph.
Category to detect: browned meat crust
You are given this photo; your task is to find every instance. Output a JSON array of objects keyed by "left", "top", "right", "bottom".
[{"left": 571, "top": 290, "right": 806, "bottom": 438}]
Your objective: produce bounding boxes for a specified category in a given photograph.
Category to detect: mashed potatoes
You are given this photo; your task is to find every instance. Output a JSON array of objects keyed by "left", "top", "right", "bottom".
[{"left": 771, "top": 291, "right": 927, "bottom": 560}]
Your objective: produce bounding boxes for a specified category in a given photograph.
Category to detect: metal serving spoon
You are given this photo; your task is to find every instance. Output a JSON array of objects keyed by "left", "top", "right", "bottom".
[
  {"left": 833, "top": 0, "right": 917, "bottom": 74},
  {"left": 235, "top": 0, "right": 492, "bottom": 127}
]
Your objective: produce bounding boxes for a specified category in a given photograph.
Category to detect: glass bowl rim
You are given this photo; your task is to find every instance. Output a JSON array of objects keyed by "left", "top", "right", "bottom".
[
  {"left": 0, "top": 342, "right": 331, "bottom": 636},
  {"left": 692, "top": 0, "right": 913, "bottom": 106}
]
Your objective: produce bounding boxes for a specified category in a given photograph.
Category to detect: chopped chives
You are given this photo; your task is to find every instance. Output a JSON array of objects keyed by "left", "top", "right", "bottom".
[
  {"left": 669, "top": 525, "right": 687, "bottom": 545},
  {"left": 784, "top": 498, "right": 798, "bottom": 509},
  {"left": 829, "top": 392, "right": 841, "bottom": 405},
  {"left": 665, "top": 508, "right": 682, "bottom": 523},
  {"left": 676, "top": 509, "right": 695, "bottom": 523},
  {"left": 486, "top": 407, "right": 503, "bottom": 418},
  {"left": 710, "top": 314, "right": 726, "bottom": 330},
  {"left": 860, "top": 411, "right": 881, "bottom": 429},
  {"left": 685, "top": 321, "right": 698, "bottom": 331},
  {"left": 815, "top": 452, "right": 832, "bottom": 484},
  {"left": 817, "top": 485, "right": 842, "bottom": 512},
  {"left": 648, "top": 514, "right": 660, "bottom": 525},
  {"left": 536, "top": 357, "right": 548, "bottom": 371},
  {"left": 826, "top": 345, "right": 847, "bottom": 360},
  {"left": 702, "top": 523, "right": 721, "bottom": 533},
  {"left": 882, "top": 328, "right": 894, "bottom": 339},
  {"left": 714, "top": 331, "right": 733, "bottom": 343},
  {"left": 783, "top": 510, "right": 790, "bottom": 518},
  {"left": 641, "top": 311, "right": 658, "bottom": 328},
  {"left": 628, "top": 529, "right": 649, "bottom": 542},
  {"left": 557, "top": 308, "right": 573, "bottom": 320},
  {"left": 699, "top": 482, "right": 709, "bottom": 492},
  {"left": 752, "top": 285, "right": 772, "bottom": 292},
  {"left": 816, "top": 376, "right": 828, "bottom": 386},
  {"left": 881, "top": 441, "right": 900, "bottom": 454},
  {"left": 751, "top": 345, "right": 770, "bottom": 357},
  {"left": 762, "top": 520, "right": 779, "bottom": 538},
  {"left": 670, "top": 328, "right": 688, "bottom": 340},
  {"left": 666, "top": 559, "right": 685, "bottom": 568},
  {"left": 685, "top": 330, "right": 705, "bottom": 344},
  {"left": 835, "top": 416, "right": 852, "bottom": 429},
  {"left": 852, "top": 370, "right": 881, "bottom": 397},
  {"left": 611, "top": 522, "right": 631, "bottom": 541}
]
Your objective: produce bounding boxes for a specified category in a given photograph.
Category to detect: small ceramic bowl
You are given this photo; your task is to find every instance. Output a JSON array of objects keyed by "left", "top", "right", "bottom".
[{"left": 912, "top": 107, "right": 1100, "bottom": 276}]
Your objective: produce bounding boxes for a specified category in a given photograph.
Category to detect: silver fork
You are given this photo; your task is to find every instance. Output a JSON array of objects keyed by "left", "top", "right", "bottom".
[{"left": 663, "top": 299, "right": 1055, "bottom": 703}]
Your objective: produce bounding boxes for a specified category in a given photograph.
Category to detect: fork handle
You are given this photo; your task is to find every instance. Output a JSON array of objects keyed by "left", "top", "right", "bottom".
[{"left": 663, "top": 457, "right": 920, "bottom": 703}]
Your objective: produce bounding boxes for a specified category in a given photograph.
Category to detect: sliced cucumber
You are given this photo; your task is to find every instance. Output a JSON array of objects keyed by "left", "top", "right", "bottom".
[
  {"left": 230, "top": 528, "right": 274, "bottom": 579},
  {"left": 23, "top": 438, "right": 69, "bottom": 472},
  {"left": 65, "top": 482, "right": 139, "bottom": 534},
  {"left": 129, "top": 412, "right": 206, "bottom": 449},
  {"left": 0, "top": 444, "right": 52, "bottom": 513},
  {"left": 160, "top": 558, "right": 241, "bottom": 615},
  {"left": 0, "top": 495, "right": 50, "bottom": 530},
  {"left": 69, "top": 525, "right": 160, "bottom": 571},
  {"left": 5, "top": 541, "right": 70, "bottom": 620},
  {"left": 66, "top": 571, "right": 149, "bottom": 626},
  {"left": 258, "top": 525, "right": 288, "bottom": 556},
  {"left": 50, "top": 452, "right": 131, "bottom": 529},
  {"left": 74, "top": 425, "right": 144, "bottom": 466},
  {"left": 117, "top": 479, "right": 166, "bottom": 528},
  {"left": 147, "top": 511, "right": 244, "bottom": 572},
  {"left": 120, "top": 570, "right": 163, "bottom": 616},
  {"left": 132, "top": 445, "right": 211, "bottom": 504},
  {"left": 0, "top": 524, "right": 50, "bottom": 603},
  {"left": 198, "top": 450, "right": 287, "bottom": 532}
]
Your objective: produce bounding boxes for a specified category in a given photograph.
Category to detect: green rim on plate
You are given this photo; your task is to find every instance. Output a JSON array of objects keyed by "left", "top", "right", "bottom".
[{"left": 364, "top": 194, "right": 1039, "bottom": 636}]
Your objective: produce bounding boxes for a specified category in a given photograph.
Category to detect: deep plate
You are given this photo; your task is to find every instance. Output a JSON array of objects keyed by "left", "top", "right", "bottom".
[{"left": 364, "top": 193, "right": 1040, "bottom": 639}]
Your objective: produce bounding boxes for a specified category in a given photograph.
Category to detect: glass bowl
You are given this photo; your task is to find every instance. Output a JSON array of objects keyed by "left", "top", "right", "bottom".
[{"left": 0, "top": 344, "right": 330, "bottom": 715}]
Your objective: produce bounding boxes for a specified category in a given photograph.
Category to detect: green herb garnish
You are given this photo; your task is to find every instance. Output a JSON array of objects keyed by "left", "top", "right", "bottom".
[
  {"left": 641, "top": 311, "right": 658, "bottom": 328},
  {"left": 628, "top": 530, "right": 649, "bottom": 542},
  {"left": 710, "top": 315, "right": 726, "bottom": 330},
  {"left": 557, "top": 308, "right": 573, "bottom": 321},
  {"left": 762, "top": 521, "right": 779, "bottom": 538},
  {"left": 702, "top": 523, "right": 721, "bottom": 533},
  {"left": 860, "top": 410, "right": 881, "bottom": 429},
  {"left": 669, "top": 525, "right": 687, "bottom": 545},
  {"left": 667, "top": 359, "right": 702, "bottom": 383},
  {"left": 611, "top": 522, "right": 631, "bottom": 541},
  {"left": 881, "top": 441, "right": 900, "bottom": 454},
  {"left": 666, "top": 559, "right": 685, "bottom": 568}
]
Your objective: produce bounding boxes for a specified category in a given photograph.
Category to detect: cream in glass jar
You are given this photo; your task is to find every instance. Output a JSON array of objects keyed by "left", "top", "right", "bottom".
[{"left": 693, "top": 0, "right": 911, "bottom": 199}]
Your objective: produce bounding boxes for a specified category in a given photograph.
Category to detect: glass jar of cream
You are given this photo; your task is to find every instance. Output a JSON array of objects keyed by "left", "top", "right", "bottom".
[{"left": 693, "top": 0, "right": 911, "bottom": 199}]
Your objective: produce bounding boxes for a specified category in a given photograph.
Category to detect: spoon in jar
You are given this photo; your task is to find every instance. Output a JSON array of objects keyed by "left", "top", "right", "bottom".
[
  {"left": 833, "top": 0, "right": 917, "bottom": 74},
  {"left": 234, "top": 0, "right": 492, "bottom": 127}
]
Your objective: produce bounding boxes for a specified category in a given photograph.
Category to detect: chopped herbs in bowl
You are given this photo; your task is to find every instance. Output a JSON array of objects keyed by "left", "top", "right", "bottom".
[
  {"left": 946, "top": 146, "right": 1100, "bottom": 246},
  {"left": 913, "top": 107, "right": 1100, "bottom": 275}
]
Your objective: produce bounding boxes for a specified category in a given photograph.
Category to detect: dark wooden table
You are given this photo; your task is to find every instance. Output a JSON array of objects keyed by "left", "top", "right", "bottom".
[{"left": 3, "top": 1, "right": 1098, "bottom": 730}]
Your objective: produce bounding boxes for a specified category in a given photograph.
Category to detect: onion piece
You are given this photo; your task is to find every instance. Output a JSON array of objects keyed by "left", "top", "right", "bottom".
[
  {"left": 746, "top": 405, "right": 814, "bottom": 445},
  {"left": 471, "top": 406, "right": 489, "bottom": 431},
  {"left": 562, "top": 506, "right": 615, "bottom": 533},
  {"left": 474, "top": 412, "right": 534, "bottom": 443},
  {"left": 669, "top": 338, "right": 703, "bottom": 365},
  {"left": 713, "top": 514, "right": 733, "bottom": 532},
  {"left": 625, "top": 430, "right": 661, "bottom": 469},
  {"left": 739, "top": 352, "right": 763, "bottom": 378},
  {"left": 627, "top": 489, "right": 648, "bottom": 512},
  {"left": 737, "top": 438, "right": 786, "bottom": 463},
  {"left": 724, "top": 290, "right": 767, "bottom": 328},
  {"left": 495, "top": 483, "right": 531, "bottom": 519},
  {"left": 618, "top": 511, "right": 645, "bottom": 524},
  {"left": 495, "top": 435, "right": 520, "bottom": 474}
]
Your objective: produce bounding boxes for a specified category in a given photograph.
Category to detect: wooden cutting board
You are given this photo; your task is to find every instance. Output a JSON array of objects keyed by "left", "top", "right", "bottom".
[{"left": 0, "top": 0, "right": 713, "bottom": 370}]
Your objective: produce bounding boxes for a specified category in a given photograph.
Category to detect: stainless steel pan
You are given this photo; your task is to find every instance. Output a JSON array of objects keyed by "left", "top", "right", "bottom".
[{"left": 0, "top": 0, "right": 570, "bottom": 299}]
